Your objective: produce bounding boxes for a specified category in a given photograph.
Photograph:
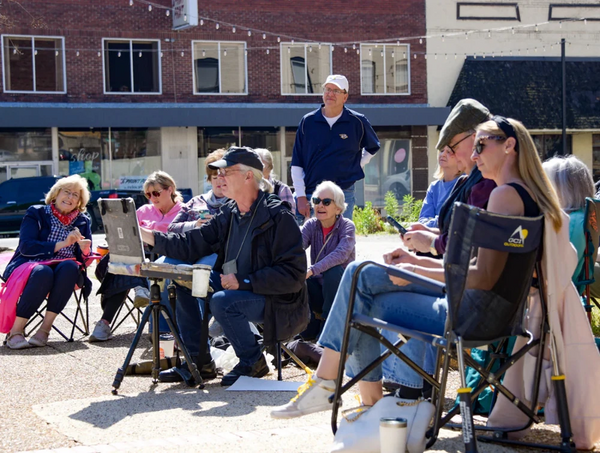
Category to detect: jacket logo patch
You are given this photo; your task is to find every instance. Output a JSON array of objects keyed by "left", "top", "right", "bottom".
[
  {"left": 339, "top": 134, "right": 348, "bottom": 139},
  {"left": 505, "top": 225, "right": 528, "bottom": 248}
]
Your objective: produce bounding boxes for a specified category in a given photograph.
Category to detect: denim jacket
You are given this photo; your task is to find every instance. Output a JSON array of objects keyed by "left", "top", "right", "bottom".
[{"left": 301, "top": 216, "right": 356, "bottom": 277}]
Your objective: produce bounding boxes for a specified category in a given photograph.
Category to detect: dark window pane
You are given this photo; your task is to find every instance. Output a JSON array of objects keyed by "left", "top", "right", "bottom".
[
  {"left": 132, "top": 42, "right": 159, "bottom": 92},
  {"left": 196, "top": 58, "right": 219, "bottom": 93},
  {"left": 198, "top": 128, "right": 238, "bottom": 158},
  {"left": 0, "top": 128, "right": 52, "bottom": 162},
  {"left": 35, "top": 39, "right": 61, "bottom": 91},
  {"left": 4, "top": 37, "right": 33, "bottom": 91},
  {"left": 105, "top": 42, "right": 131, "bottom": 92}
]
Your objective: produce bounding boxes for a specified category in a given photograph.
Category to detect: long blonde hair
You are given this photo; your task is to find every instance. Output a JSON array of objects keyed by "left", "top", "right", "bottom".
[
  {"left": 143, "top": 171, "right": 183, "bottom": 203},
  {"left": 477, "top": 118, "right": 563, "bottom": 231}
]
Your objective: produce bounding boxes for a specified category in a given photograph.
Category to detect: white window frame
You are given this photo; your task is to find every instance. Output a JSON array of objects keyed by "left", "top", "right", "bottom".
[
  {"left": 360, "top": 43, "right": 411, "bottom": 96},
  {"left": 1, "top": 34, "right": 67, "bottom": 94},
  {"left": 280, "top": 42, "right": 332, "bottom": 96},
  {"left": 102, "top": 38, "right": 162, "bottom": 95},
  {"left": 191, "top": 40, "right": 248, "bottom": 95}
]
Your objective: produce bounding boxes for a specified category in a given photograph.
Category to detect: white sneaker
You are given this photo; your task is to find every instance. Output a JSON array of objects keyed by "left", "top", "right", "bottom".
[
  {"left": 89, "top": 320, "right": 113, "bottom": 342},
  {"left": 133, "top": 286, "right": 150, "bottom": 308},
  {"left": 270, "top": 375, "right": 337, "bottom": 419}
]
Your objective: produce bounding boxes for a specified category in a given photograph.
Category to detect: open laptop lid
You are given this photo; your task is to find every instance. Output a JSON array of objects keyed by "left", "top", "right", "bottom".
[{"left": 98, "top": 198, "right": 145, "bottom": 265}]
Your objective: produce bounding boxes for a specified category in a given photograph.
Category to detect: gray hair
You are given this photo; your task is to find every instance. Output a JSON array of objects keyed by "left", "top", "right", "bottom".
[
  {"left": 543, "top": 155, "right": 594, "bottom": 213},
  {"left": 238, "top": 164, "right": 273, "bottom": 193},
  {"left": 312, "top": 180, "right": 346, "bottom": 214},
  {"left": 254, "top": 148, "right": 275, "bottom": 178}
]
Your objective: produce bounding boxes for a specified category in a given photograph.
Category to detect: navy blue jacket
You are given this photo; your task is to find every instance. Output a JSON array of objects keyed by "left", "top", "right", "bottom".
[
  {"left": 4, "top": 205, "right": 92, "bottom": 282},
  {"left": 291, "top": 105, "right": 380, "bottom": 194}
]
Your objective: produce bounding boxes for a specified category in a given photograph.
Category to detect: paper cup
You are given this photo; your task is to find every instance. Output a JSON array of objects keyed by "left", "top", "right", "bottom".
[
  {"left": 192, "top": 268, "right": 210, "bottom": 297},
  {"left": 159, "top": 337, "right": 175, "bottom": 358}
]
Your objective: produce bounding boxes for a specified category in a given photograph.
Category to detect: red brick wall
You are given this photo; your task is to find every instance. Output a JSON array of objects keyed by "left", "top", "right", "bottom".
[{"left": 0, "top": 0, "right": 427, "bottom": 104}]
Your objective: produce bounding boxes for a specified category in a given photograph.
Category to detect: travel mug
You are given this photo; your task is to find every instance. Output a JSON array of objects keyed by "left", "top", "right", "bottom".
[{"left": 380, "top": 417, "right": 407, "bottom": 453}]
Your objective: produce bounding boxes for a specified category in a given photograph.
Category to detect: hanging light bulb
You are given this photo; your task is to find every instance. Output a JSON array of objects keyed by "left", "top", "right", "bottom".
[
  {"left": 309, "top": 46, "right": 313, "bottom": 52},
  {"left": 184, "top": 14, "right": 187, "bottom": 21},
  {"left": 12, "top": 48, "right": 16, "bottom": 55},
  {"left": 465, "top": 32, "right": 468, "bottom": 40},
  {"left": 287, "top": 47, "right": 290, "bottom": 54},
  {"left": 318, "top": 43, "right": 321, "bottom": 49},
  {"left": 454, "top": 53, "right": 457, "bottom": 59},
  {"left": 118, "top": 51, "right": 121, "bottom": 57},
  {"left": 248, "top": 30, "right": 252, "bottom": 36},
  {"left": 424, "top": 53, "right": 427, "bottom": 59},
  {"left": 414, "top": 53, "right": 417, "bottom": 59},
  {"left": 98, "top": 51, "right": 101, "bottom": 57},
  {"left": 344, "top": 47, "right": 347, "bottom": 53},
  {"left": 403, "top": 51, "right": 406, "bottom": 59},
  {"left": 216, "top": 23, "right": 220, "bottom": 30},
  {"left": 391, "top": 51, "right": 395, "bottom": 58},
  {"left": 482, "top": 52, "right": 485, "bottom": 59},
  {"left": 535, "top": 47, "right": 538, "bottom": 52},
  {"left": 266, "top": 49, "right": 270, "bottom": 54},
  {"left": 244, "top": 49, "right": 247, "bottom": 56},
  {"left": 129, "top": 0, "right": 133, "bottom": 5},
  {"left": 232, "top": 26, "right": 236, "bottom": 33},
  {"left": 166, "top": 10, "right": 170, "bottom": 17},
  {"left": 559, "top": 21, "right": 562, "bottom": 29},
  {"left": 488, "top": 30, "right": 491, "bottom": 38},
  {"left": 262, "top": 33, "right": 266, "bottom": 40},
  {"left": 181, "top": 51, "right": 184, "bottom": 57},
  {"left": 368, "top": 48, "right": 372, "bottom": 56},
  {"left": 464, "top": 53, "right": 467, "bottom": 60},
  {"left": 277, "top": 36, "right": 281, "bottom": 43},
  {"left": 34, "top": 49, "right": 38, "bottom": 55},
  {"left": 139, "top": 51, "right": 142, "bottom": 57},
  {"left": 223, "top": 49, "right": 227, "bottom": 56},
  {"left": 473, "top": 54, "right": 476, "bottom": 59},
  {"left": 291, "top": 39, "right": 294, "bottom": 44},
  {"left": 332, "top": 45, "right": 335, "bottom": 52},
  {"left": 512, "top": 27, "right": 515, "bottom": 34},
  {"left": 380, "top": 50, "right": 384, "bottom": 57},
  {"left": 202, "top": 49, "right": 205, "bottom": 57},
  {"left": 419, "top": 38, "right": 422, "bottom": 44},
  {"left": 352, "top": 43, "right": 356, "bottom": 50},
  {"left": 160, "top": 51, "right": 163, "bottom": 57},
  {"left": 434, "top": 53, "right": 437, "bottom": 59},
  {"left": 396, "top": 40, "right": 400, "bottom": 46},
  {"left": 584, "top": 18, "right": 587, "bottom": 25},
  {"left": 148, "top": 4, "right": 152, "bottom": 11},
  {"left": 200, "top": 19, "right": 204, "bottom": 26},
  {"left": 510, "top": 50, "right": 513, "bottom": 56},
  {"left": 356, "top": 48, "right": 359, "bottom": 55},
  {"left": 543, "top": 46, "right": 546, "bottom": 52},
  {"left": 442, "top": 35, "right": 445, "bottom": 42}
]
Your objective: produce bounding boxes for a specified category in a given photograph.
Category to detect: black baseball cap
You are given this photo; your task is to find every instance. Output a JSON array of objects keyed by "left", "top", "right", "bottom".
[{"left": 208, "top": 146, "right": 264, "bottom": 171}]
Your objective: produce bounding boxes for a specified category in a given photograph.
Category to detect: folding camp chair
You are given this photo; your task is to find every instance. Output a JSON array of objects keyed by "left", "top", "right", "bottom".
[
  {"left": 330, "top": 203, "right": 577, "bottom": 452},
  {"left": 108, "top": 292, "right": 142, "bottom": 334},
  {"left": 580, "top": 198, "right": 600, "bottom": 323}
]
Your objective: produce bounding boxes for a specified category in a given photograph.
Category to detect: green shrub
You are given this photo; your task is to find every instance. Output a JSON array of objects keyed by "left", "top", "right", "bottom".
[
  {"left": 398, "top": 194, "right": 423, "bottom": 225},
  {"left": 353, "top": 202, "right": 384, "bottom": 235},
  {"left": 384, "top": 191, "right": 401, "bottom": 221}
]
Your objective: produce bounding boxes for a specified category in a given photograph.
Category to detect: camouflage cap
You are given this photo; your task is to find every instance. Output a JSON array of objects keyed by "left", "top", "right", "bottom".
[{"left": 436, "top": 99, "right": 491, "bottom": 151}]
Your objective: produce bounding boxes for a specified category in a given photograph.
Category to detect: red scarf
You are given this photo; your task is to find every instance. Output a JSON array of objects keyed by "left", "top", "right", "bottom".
[{"left": 51, "top": 203, "right": 79, "bottom": 226}]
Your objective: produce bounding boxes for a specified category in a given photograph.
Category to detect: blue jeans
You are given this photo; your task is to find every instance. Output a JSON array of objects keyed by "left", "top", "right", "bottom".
[
  {"left": 209, "top": 273, "right": 266, "bottom": 367},
  {"left": 159, "top": 254, "right": 217, "bottom": 357},
  {"left": 295, "top": 184, "right": 356, "bottom": 224},
  {"left": 319, "top": 261, "right": 447, "bottom": 384}
]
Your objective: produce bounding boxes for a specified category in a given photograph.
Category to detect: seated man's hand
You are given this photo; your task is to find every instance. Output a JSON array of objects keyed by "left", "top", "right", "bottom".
[
  {"left": 402, "top": 230, "right": 436, "bottom": 254},
  {"left": 383, "top": 247, "right": 414, "bottom": 265},
  {"left": 388, "top": 263, "right": 414, "bottom": 287},
  {"left": 221, "top": 273, "right": 239, "bottom": 291}
]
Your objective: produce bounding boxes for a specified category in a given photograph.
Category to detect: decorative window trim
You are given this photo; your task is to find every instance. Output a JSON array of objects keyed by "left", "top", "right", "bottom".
[
  {"left": 101, "top": 38, "right": 162, "bottom": 95},
  {"left": 359, "top": 43, "right": 411, "bottom": 96},
  {"left": 280, "top": 43, "right": 332, "bottom": 96},
  {"left": 456, "top": 2, "right": 521, "bottom": 21},
  {"left": 1, "top": 34, "right": 67, "bottom": 94},
  {"left": 191, "top": 40, "right": 248, "bottom": 95}
]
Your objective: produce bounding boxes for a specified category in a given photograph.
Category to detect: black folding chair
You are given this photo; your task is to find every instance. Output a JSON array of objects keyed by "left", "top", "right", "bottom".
[
  {"left": 580, "top": 198, "right": 600, "bottom": 323},
  {"left": 109, "top": 292, "right": 142, "bottom": 334},
  {"left": 330, "top": 203, "right": 577, "bottom": 453}
]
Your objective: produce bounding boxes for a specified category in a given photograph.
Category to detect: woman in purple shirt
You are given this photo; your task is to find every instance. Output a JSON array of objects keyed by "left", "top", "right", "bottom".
[{"left": 301, "top": 181, "right": 356, "bottom": 339}]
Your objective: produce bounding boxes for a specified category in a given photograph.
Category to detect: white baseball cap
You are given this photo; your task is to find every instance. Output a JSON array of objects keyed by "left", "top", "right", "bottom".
[{"left": 324, "top": 74, "right": 349, "bottom": 93}]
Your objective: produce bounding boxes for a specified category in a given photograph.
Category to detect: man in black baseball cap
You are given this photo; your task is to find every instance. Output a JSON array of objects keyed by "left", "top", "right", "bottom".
[{"left": 141, "top": 145, "right": 308, "bottom": 387}]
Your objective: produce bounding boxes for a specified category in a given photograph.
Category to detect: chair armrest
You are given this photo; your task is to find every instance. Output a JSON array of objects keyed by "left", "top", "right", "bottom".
[{"left": 383, "top": 263, "right": 446, "bottom": 296}]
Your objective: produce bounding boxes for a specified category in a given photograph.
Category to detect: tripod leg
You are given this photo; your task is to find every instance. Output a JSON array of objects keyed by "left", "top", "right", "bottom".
[
  {"left": 150, "top": 282, "right": 162, "bottom": 384},
  {"left": 160, "top": 305, "right": 204, "bottom": 388},
  {"left": 112, "top": 305, "right": 153, "bottom": 394}
]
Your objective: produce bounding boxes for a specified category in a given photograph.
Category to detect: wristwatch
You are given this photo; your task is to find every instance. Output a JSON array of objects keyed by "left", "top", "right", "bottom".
[{"left": 429, "top": 236, "right": 438, "bottom": 256}]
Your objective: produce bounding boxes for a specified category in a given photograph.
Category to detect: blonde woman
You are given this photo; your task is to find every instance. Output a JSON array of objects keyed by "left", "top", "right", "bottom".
[{"left": 3, "top": 175, "right": 92, "bottom": 349}]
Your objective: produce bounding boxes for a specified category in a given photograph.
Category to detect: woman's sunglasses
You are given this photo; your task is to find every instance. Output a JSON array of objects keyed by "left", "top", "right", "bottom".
[
  {"left": 474, "top": 135, "right": 506, "bottom": 155},
  {"left": 312, "top": 197, "right": 333, "bottom": 206},
  {"left": 145, "top": 188, "right": 164, "bottom": 199}
]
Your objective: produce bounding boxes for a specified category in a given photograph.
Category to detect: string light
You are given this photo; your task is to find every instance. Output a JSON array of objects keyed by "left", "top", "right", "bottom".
[
  {"left": 344, "top": 47, "right": 347, "bottom": 53},
  {"left": 488, "top": 30, "right": 491, "bottom": 38},
  {"left": 380, "top": 50, "right": 384, "bottom": 57},
  {"left": 12, "top": 48, "right": 16, "bottom": 55},
  {"left": 318, "top": 43, "right": 321, "bottom": 49},
  {"left": 454, "top": 53, "right": 457, "bottom": 59},
  {"left": 129, "top": 0, "right": 133, "bottom": 5},
  {"left": 559, "top": 21, "right": 562, "bottom": 28},
  {"left": 244, "top": 49, "right": 247, "bottom": 56},
  {"left": 202, "top": 49, "right": 205, "bottom": 57},
  {"left": 291, "top": 39, "right": 294, "bottom": 44},
  {"left": 419, "top": 38, "right": 422, "bottom": 44},
  {"left": 442, "top": 35, "right": 445, "bottom": 42},
  {"left": 414, "top": 53, "right": 416, "bottom": 59},
  {"left": 332, "top": 45, "right": 334, "bottom": 51},
  {"left": 248, "top": 30, "right": 252, "bottom": 36},
  {"left": 277, "top": 36, "right": 280, "bottom": 43},
  {"left": 368, "top": 48, "right": 372, "bottom": 56},
  {"left": 287, "top": 47, "right": 290, "bottom": 54},
  {"left": 232, "top": 26, "right": 236, "bottom": 33},
  {"left": 403, "top": 51, "right": 406, "bottom": 59},
  {"left": 352, "top": 43, "right": 356, "bottom": 50},
  {"left": 55, "top": 50, "right": 59, "bottom": 56},
  {"left": 262, "top": 33, "right": 266, "bottom": 40},
  {"left": 391, "top": 51, "right": 395, "bottom": 58},
  {"left": 34, "top": 49, "right": 37, "bottom": 55},
  {"left": 118, "top": 51, "right": 121, "bottom": 57},
  {"left": 465, "top": 32, "right": 468, "bottom": 40},
  {"left": 160, "top": 51, "right": 163, "bottom": 57},
  {"left": 200, "top": 19, "right": 203, "bottom": 25},
  {"left": 356, "top": 48, "right": 359, "bottom": 55},
  {"left": 266, "top": 49, "right": 270, "bottom": 54},
  {"left": 424, "top": 53, "right": 427, "bottom": 59},
  {"left": 166, "top": 10, "right": 169, "bottom": 17},
  {"left": 148, "top": 4, "right": 152, "bottom": 11},
  {"left": 223, "top": 49, "right": 227, "bottom": 56},
  {"left": 98, "top": 51, "right": 101, "bottom": 57},
  {"left": 512, "top": 27, "right": 515, "bottom": 34},
  {"left": 216, "top": 23, "right": 219, "bottom": 29},
  {"left": 181, "top": 51, "right": 184, "bottom": 57},
  {"left": 184, "top": 14, "right": 187, "bottom": 21},
  {"left": 138, "top": 51, "right": 142, "bottom": 57},
  {"left": 584, "top": 19, "right": 587, "bottom": 25}
]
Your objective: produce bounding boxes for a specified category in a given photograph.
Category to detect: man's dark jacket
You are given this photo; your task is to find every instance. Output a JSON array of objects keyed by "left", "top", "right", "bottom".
[{"left": 152, "top": 191, "right": 309, "bottom": 346}]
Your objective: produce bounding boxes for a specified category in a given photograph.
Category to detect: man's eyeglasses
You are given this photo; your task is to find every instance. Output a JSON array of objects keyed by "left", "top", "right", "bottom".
[
  {"left": 145, "top": 188, "right": 164, "bottom": 199},
  {"left": 474, "top": 135, "right": 506, "bottom": 155},
  {"left": 323, "top": 87, "right": 346, "bottom": 95},
  {"left": 216, "top": 168, "right": 243, "bottom": 177},
  {"left": 312, "top": 197, "right": 333, "bottom": 206},
  {"left": 61, "top": 189, "right": 80, "bottom": 200},
  {"left": 447, "top": 133, "right": 474, "bottom": 154}
]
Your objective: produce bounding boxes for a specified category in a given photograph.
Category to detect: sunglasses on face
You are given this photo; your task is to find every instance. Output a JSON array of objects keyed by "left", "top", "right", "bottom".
[
  {"left": 145, "top": 188, "right": 164, "bottom": 199},
  {"left": 474, "top": 135, "right": 506, "bottom": 155},
  {"left": 312, "top": 197, "right": 333, "bottom": 206}
]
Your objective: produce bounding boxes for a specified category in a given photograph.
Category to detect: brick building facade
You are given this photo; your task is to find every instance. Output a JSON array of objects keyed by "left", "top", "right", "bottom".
[{"left": 0, "top": 0, "right": 448, "bottom": 203}]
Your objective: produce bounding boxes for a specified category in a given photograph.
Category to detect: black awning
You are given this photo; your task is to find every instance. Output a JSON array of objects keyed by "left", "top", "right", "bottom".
[
  {"left": 448, "top": 58, "right": 600, "bottom": 130},
  {"left": 0, "top": 102, "right": 450, "bottom": 128}
]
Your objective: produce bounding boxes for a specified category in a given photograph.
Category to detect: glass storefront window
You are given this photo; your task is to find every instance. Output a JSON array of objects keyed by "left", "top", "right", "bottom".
[
  {"left": 532, "top": 134, "right": 572, "bottom": 160},
  {"left": 198, "top": 127, "right": 240, "bottom": 193},
  {"left": 0, "top": 128, "right": 52, "bottom": 162},
  {"left": 241, "top": 127, "right": 282, "bottom": 180},
  {"left": 58, "top": 128, "right": 161, "bottom": 190}
]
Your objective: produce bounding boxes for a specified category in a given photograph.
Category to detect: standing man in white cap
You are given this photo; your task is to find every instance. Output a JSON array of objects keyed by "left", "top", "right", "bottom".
[{"left": 291, "top": 74, "right": 380, "bottom": 222}]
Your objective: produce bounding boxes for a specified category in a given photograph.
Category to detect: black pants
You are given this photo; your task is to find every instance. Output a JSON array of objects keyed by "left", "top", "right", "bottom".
[
  {"left": 16, "top": 261, "right": 80, "bottom": 319},
  {"left": 301, "top": 265, "right": 345, "bottom": 340}
]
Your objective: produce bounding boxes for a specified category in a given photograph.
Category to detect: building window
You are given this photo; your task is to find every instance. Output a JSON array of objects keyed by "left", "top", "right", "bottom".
[
  {"left": 103, "top": 39, "right": 161, "bottom": 94},
  {"left": 192, "top": 41, "right": 247, "bottom": 94},
  {"left": 360, "top": 44, "right": 410, "bottom": 95},
  {"left": 281, "top": 43, "right": 331, "bottom": 95},
  {"left": 593, "top": 134, "right": 600, "bottom": 182},
  {"left": 532, "top": 134, "right": 572, "bottom": 161},
  {"left": 2, "top": 35, "right": 66, "bottom": 93}
]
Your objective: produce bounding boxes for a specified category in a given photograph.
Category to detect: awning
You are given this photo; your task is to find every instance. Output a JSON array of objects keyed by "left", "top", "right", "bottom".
[
  {"left": 0, "top": 102, "right": 450, "bottom": 128},
  {"left": 448, "top": 57, "right": 600, "bottom": 130}
]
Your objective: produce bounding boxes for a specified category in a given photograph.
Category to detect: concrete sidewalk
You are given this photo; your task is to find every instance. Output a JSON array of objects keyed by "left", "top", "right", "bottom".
[{"left": 0, "top": 234, "right": 581, "bottom": 452}]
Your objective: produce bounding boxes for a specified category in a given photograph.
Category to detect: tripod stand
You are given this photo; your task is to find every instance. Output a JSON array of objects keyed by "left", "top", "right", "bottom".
[{"left": 111, "top": 278, "right": 203, "bottom": 395}]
